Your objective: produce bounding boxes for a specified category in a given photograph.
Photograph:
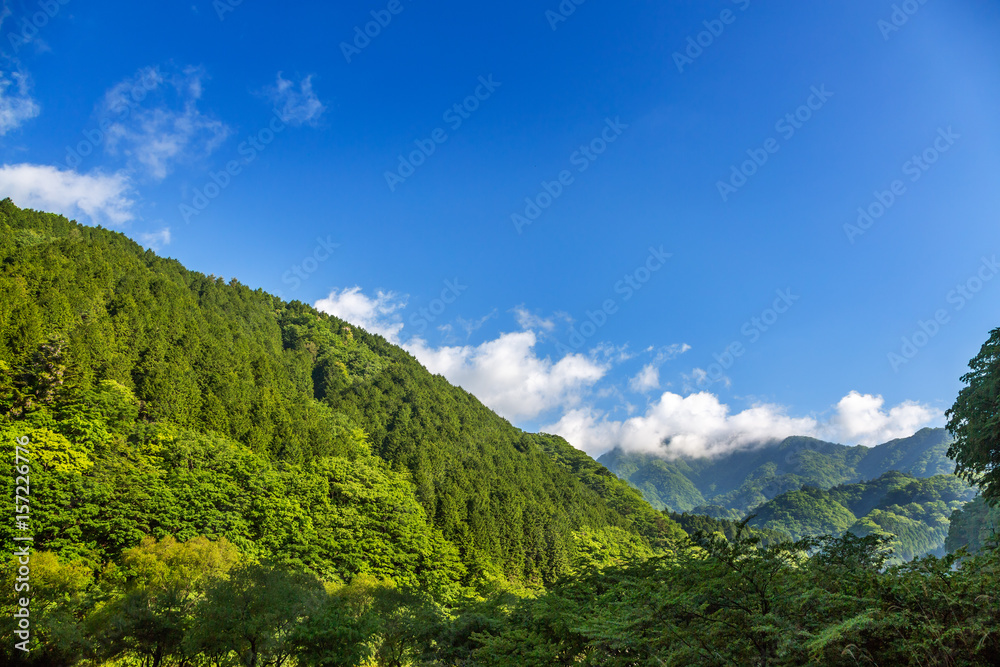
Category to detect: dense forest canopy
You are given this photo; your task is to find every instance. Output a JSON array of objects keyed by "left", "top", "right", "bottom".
[
  {"left": 0, "top": 199, "right": 682, "bottom": 587},
  {"left": 603, "top": 429, "right": 982, "bottom": 563},
  {"left": 1, "top": 200, "right": 998, "bottom": 666},
  {"left": 748, "top": 471, "right": 975, "bottom": 562}
]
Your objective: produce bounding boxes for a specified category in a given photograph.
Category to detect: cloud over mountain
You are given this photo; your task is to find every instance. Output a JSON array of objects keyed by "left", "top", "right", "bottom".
[
  {"left": 544, "top": 390, "right": 941, "bottom": 458},
  {"left": 0, "top": 164, "right": 134, "bottom": 224},
  {"left": 314, "top": 286, "right": 941, "bottom": 456}
]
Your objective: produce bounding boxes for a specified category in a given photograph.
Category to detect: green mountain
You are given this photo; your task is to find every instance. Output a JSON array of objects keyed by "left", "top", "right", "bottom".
[
  {"left": 947, "top": 495, "right": 1000, "bottom": 554},
  {"left": 0, "top": 199, "right": 683, "bottom": 594},
  {"left": 747, "top": 471, "right": 976, "bottom": 561},
  {"left": 3, "top": 201, "right": 999, "bottom": 666},
  {"left": 598, "top": 428, "right": 955, "bottom": 518}
]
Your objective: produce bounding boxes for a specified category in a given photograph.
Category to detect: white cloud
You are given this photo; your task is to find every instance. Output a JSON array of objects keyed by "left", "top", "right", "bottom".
[
  {"left": 405, "top": 331, "right": 607, "bottom": 421},
  {"left": 653, "top": 343, "right": 692, "bottom": 362},
  {"left": 818, "top": 391, "right": 938, "bottom": 446},
  {"left": 545, "top": 407, "right": 625, "bottom": 456},
  {"left": 314, "top": 289, "right": 606, "bottom": 421},
  {"left": 101, "top": 67, "right": 163, "bottom": 116},
  {"left": 630, "top": 344, "right": 691, "bottom": 393},
  {"left": 0, "top": 69, "right": 40, "bottom": 136},
  {"left": 310, "top": 289, "right": 938, "bottom": 455},
  {"left": 102, "top": 66, "right": 231, "bottom": 180},
  {"left": 0, "top": 164, "right": 134, "bottom": 224},
  {"left": 544, "top": 391, "right": 942, "bottom": 458},
  {"left": 630, "top": 364, "right": 660, "bottom": 393},
  {"left": 513, "top": 306, "right": 556, "bottom": 332},
  {"left": 265, "top": 73, "right": 325, "bottom": 126},
  {"left": 546, "top": 392, "right": 818, "bottom": 458},
  {"left": 138, "top": 227, "right": 171, "bottom": 250},
  {"left": 315, "top": 287, "right": 407, "bottom": 342},
  {"left": 591, "top": 342, "right": 633, "bottom": 364}
]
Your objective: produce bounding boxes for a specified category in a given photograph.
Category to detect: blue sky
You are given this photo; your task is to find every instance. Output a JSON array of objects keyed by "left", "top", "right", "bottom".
[{"left": 2, "top": 0, "right": 999, "bottom": 457}]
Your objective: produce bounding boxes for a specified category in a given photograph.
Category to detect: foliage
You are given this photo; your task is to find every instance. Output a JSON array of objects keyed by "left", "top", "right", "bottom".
[
  {"left": 5, "top": 200, "right": 1000, "bottom": 665},
  {"left": 96, "top": 536, "right": 241, "bottom": 666},
  {"left": 947, "top": 326, "right": 1000, "bottom": 504},
  {"left": 748, "top": 472, "right": 976, "bottom": 562},
  {"left": 947, "top": 495, "right": 1000, "bottom": 554},
  {"left": 668, "top": 511, "right": 791, "bottom": 546},
  {"left": 466, "top": 533, "right": 1000, "bottom": 667},
  {"left": 3, "top": 532, "right": 998, "bottom": 666},
  {"left": 0, "top": 199, "right": 683, "bottom": 595},
  {"left": 188, "top": 562, "right": 328, "bottom": 666}
]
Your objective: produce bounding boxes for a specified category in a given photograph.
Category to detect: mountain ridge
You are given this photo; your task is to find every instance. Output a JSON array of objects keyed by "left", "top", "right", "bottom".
[
  {"left": 0, "top": 198, "right": 683, "bottom": 591},
  {"left": 598, "top": 427, "right": 955, "bottom": 518},
  {"left": 747, "top": 470, "right": 975, "bottom": 561}
]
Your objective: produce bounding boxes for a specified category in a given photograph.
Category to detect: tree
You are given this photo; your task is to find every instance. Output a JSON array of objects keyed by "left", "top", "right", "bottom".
[
  {"left": 0, "top": 552, "right": 95, "bottom": 665},
  {"left": 189, "top": 562, "right": 326, "bottom": 667},
  {"left": 97, "top": 536, "right": 240, "bottom": 667},
  {"left": 947, "top": 327, "right": 1000, "bottom": 504},
  {"left": 0, "top": 198, "right": 685, "bottom": 594},
  {"left": 291, "top": 593, "right": 377, "bottom": 667}
]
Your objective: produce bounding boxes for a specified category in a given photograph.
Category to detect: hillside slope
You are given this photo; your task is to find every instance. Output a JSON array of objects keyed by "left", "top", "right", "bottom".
[
  {"left": 598, "top": 429, "right": 955, "bottom": 517},
  {"left": 0, "top": 199, "right": 682, "bottom": 590},
  {"left": 748, "top": 471, "right": 975, "bottom": 561}
]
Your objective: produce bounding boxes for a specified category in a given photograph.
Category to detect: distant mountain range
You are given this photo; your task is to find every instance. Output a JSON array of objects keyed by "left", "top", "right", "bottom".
[
  {"left": 749, "top": 471, "right": 975, "bottom": 561},
  {"left": 598, "top": 428, "right": 956, "bottom": 518},
  {"left": 597, "top": 428, "right": 980, "bottom": 560}
]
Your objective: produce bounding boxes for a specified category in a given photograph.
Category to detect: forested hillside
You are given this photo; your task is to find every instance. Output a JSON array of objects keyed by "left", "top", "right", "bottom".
[
  {"left": 747, "top": 471, "right": 975, "bottom": 561},
  {"left": 0, "top": 198, "right": 682, "bottom": 593},
  {"left": 2, "top": 200, "right": 999, "bottom": 666},
  {"left": 599, "top": 428, "right": 954, "bottom": 517}
]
